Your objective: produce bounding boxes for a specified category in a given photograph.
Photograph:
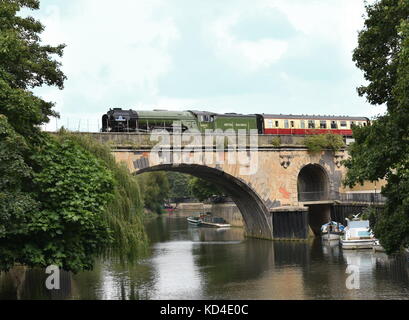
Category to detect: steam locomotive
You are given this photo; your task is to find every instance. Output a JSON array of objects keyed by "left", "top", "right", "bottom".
[{"left": 102, "top": 108, "right": 370, "bottom": 136}]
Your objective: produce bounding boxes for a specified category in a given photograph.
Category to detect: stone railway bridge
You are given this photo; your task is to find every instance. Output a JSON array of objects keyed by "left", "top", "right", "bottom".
[{"left": 85, "top": 133, "right": 382, "bottom": 240}]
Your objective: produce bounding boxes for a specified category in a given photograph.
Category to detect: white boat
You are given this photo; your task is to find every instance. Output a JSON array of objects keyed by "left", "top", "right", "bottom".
[
  {"left": 321, "top": 221, "right": 344, "bottom": 240},
  {"left": 341, "top": 219, "right": 376, "bottom": 250},
  {"left": 187, "top": 216, "right": 202, "bottom": 226},
  {"left": 200, "top": 217, "right": 231, "bottom": 228}
]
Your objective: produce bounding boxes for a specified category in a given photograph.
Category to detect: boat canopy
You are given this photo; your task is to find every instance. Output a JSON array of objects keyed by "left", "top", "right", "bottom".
[
  {"left": 348, "top": 220, "right": 370, "bottom": 229},
  {"left": 321, "top": 221, "right": 345, "bottom": 231}
]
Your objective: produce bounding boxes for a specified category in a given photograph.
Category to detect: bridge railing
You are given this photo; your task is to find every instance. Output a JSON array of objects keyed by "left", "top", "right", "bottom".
[
  {"left": 337, "top": 192, "right": 387, "bottom": 204},
  {"left": 298, "top": 191, "right": 330, "bottom": 202},
  {"left": 298, "top": 191, "right": 387, "bottom": 204}
]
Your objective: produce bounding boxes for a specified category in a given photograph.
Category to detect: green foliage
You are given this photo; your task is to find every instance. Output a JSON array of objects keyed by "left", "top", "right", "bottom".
[
  {"left": 166, "top": 172, "right": 193, "bottom": 199},
  {"left": 271, "top": 137, "right": 281, "bottom": 147},
  {"left": 137, "top": 172, "right": 170, "bottom": 214},
  {"left": 1, "top": 2, "right": 148, "bottom": 272},
  {"left": 352, "top": 0, "right": 409, "bottom": 107},
  {"left": 0, "top": 134, "right": 115, "bottom": 273},
  {"left": 0, "top": 115, "right": 38, "bottom": 246},
  {"left": 188, "top": 177, "right": 225, "bottom": 202},
  {"left": 0, "top": 0, "right": 66, "bottom": 143},
  {"left": 62, "top": 132, "right": 148, "bottom": 263},
  {"left": 344, "top": 0, "right": 409, "bottom": 254},
  {"left": 304, "top": 134, "right": 344, "bottom": 153}
]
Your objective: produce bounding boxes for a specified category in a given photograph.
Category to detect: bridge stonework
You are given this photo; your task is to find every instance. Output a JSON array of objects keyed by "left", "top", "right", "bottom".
[{"left": 113, "top": 145, "right": 349, "bottom": 240}]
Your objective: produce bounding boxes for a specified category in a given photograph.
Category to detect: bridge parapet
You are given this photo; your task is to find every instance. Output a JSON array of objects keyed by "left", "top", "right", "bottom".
[{"left": 71, "top": 132, "right": 309, "bottom": 149}]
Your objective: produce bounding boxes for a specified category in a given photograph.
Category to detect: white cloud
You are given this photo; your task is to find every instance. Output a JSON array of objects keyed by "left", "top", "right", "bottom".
[
  {"left": 208, "top": 12, "right": 288, "bottom": 72},
  {"left": 266, "top": 0, "right": 370, "bottom": 67},
  {"left": 36, "top": 0, "right": 179, "bottom": 113},
  {"left": 32, "top": 0, "right": 384, "bottom": 132}
]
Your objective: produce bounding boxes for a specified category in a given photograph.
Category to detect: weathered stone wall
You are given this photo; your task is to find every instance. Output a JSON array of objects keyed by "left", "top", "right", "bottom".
[{"left": 114, "top": 148, "right": 349, "bottom": 209}]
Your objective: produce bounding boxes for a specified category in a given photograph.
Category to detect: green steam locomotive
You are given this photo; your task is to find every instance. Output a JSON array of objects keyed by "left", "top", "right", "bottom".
[{"left": 102, "top": 108, "right": 262, "bottom": 134}]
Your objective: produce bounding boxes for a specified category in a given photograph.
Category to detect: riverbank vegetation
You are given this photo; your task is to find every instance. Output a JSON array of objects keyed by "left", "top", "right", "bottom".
[
  {"left": 0, "top": 0, "right": 148, "bottom": 272},
  {"left": 137, "top": 172, "right": 170, "bottom": 214},
  {"left": 344, "top": 0, "right": 409, "bottom": 254},
  {"left": 58, "top": 132, "right": 149, "bottom": 263},
  {"left": 188, "top": 177, "right": 225, "bottom": 202}
]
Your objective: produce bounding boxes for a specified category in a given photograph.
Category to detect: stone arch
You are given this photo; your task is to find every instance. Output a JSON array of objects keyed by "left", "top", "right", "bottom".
[
  {"left": 136, "top": 164, "right": 273, "bottom": 239},
  {"left": 297, "top": 163, "right": 330, "bottom": 202},
  {"left": 296, "top": 163, "right": 332, "bottom": 235}
]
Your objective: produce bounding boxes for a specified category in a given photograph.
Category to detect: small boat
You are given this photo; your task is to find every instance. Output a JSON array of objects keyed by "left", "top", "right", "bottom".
[
  {"left": 200, "top": 216, "right": 231, "bottom": 228},
  {"left": 321, "top": 221, "right": 344, "bottom": 240},
  {"left": 163, "top": 203, "right": 176, "bottom": 213},
  {"left": 341, "top": 218, "right": 376, "bottom": 250},
  {"left": 187, "top": 216, "right": 202, "bottom": 226}
]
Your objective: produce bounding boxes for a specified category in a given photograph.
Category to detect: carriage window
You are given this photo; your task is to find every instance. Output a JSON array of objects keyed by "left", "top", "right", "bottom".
[
  {"left": 340, "top": 121, "right": 347, "bottom": 127},
  {"left": 320, "top": 121, "right": 327, "bottom": 129},
  {"left": 363, "top": 122, "right": 367, "bottom": 127},
  {"left": 351, "top": 121, "right": 355, "bottom": 127},
  {"left": 331, "top": 121, "right": 338, "bottom": 129},
  {"left": 284, "top": 120, "right": 289, "bottom": 128},
  {"left": 275, "top": 121, "right": 279, "bottom": 127},
  {"left": 308, "top": 120, "right": 315, "bottom": 129},
  {"left": 300, "top": 120, "right": 305, "bottom": 129},
  {"left": 290, "top": 121, "right": 295, "bottom": 128}
]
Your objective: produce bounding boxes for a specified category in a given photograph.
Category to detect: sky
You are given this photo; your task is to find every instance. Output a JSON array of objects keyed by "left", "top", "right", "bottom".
[{"left": 27, "top": 0, "right": 385, "bottom": 132}]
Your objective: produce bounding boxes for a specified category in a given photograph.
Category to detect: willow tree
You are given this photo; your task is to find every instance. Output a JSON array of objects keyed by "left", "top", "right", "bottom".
[{"left": 344, "top": 0, "right": 409, "bottom": 253}]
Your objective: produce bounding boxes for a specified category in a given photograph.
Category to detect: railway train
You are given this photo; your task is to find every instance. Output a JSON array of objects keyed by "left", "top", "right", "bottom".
[{"left": 101, "top": 108, "right": 370, "bottom": 136}]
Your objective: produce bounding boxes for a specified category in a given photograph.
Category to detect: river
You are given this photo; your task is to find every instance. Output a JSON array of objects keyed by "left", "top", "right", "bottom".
[{"left": 1, "top": 213, "right": 409, "bottom": 300}]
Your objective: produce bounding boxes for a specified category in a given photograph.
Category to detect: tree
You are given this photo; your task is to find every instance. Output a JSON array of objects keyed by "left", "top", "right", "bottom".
[
  {"left": 0, "top": 134, "right": 116, "bottom": 272},
  {"left": 0, "top": 115, "right": 38, "bottom": 247},
  {"left": 188, "top": 177, "right": 225, "bottom": 202},
  {"left": 166, "top": 172, "right": 193, "bottom": 200},
  {"left": 137, "top": 172, "right": 170, "bottom": 214},
  {"left": 0, "top": 2, "right": 148, "bottom": 272},
  {"left": 344, "top": 0, "right": 409, "bottom": 254},
  {"left": 0, "top": 0, "right": 66, "bottom": 143}
]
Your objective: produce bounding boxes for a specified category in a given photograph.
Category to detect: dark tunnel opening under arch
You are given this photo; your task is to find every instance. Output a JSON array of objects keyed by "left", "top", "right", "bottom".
[
  {"left": 297, "top": 164, "right": 329, "bottom": 202},
  {"left": 297, "top": 164, "right": 331, "bottom": 235},
  {"left": 135, "top": 164, "right": 272, "bottom": 240}
]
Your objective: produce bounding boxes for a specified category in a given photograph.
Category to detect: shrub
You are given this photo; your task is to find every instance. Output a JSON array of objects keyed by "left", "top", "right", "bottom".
[{"left": 305, "top": 134, "right": 344, "bottom": 153}]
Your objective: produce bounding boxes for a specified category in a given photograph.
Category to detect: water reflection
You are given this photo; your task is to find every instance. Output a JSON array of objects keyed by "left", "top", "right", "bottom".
[{"left": 1, "top": 215, "right": 409, "bottom": 300}]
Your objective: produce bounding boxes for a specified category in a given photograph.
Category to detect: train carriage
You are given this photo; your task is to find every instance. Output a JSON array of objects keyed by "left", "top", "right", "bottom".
[{"left": 261, "top": 114, "right": 370, "bottom": 136}]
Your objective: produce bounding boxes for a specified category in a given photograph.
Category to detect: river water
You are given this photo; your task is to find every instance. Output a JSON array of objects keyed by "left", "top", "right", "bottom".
[{"left": 1, "top": 214, "right": 409, "bottom": 300}]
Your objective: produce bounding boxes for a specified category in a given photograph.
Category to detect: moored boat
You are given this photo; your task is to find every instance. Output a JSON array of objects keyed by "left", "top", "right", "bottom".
[
  {"left": 341, "top": 219, "right": 376, "bottom": 250},
  {"left": 200, "top": 217, "right": 231, "bottom": 228},
  {"left": 321, "top": 221, "right": 344, "bottom": 240},
  {"left": 187, "top": 216, "right": 202, "bottom": 226}
]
